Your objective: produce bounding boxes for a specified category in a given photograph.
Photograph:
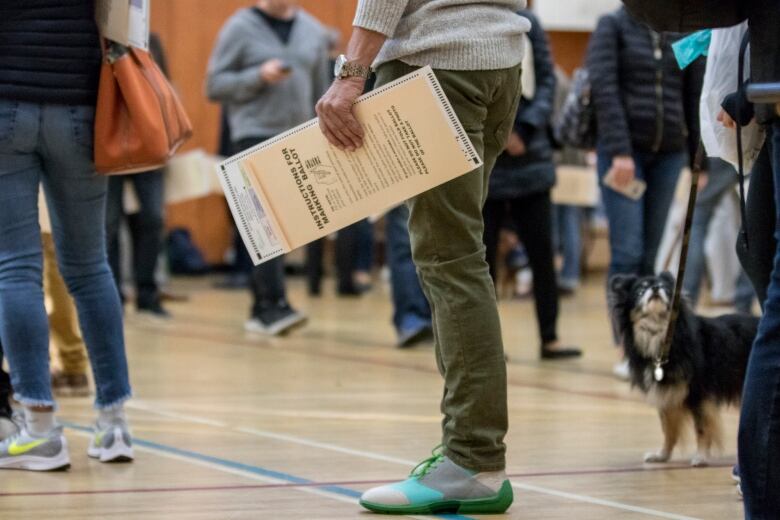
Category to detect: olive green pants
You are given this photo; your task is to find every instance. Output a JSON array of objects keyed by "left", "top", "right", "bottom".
[{"left": 375, "top": 61, "right": 522, "bottom": 472}]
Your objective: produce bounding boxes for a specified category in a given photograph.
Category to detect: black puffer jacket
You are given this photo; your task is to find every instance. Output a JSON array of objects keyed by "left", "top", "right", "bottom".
[
  {"left": 586, "top": 8, "right": 704, "bottom": 163},
  {"left": 489, "top": 10, "right": 556, "bottom": 200},
  {"left": 0, "top": 0, "right": 102, "bottom": 105},
  {"left": 622, "top": 0, "right": 779, "bottom": 124}
]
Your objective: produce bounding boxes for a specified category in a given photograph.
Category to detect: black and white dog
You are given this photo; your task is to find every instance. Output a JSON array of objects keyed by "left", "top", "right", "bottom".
[{"left": 609, "top": 272, "right": 759, "bottom": 466}]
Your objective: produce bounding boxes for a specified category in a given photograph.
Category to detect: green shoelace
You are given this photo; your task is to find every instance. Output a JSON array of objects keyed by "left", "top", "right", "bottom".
[{"left": 410, "top": 445, "right": 445, "bottom": 478}]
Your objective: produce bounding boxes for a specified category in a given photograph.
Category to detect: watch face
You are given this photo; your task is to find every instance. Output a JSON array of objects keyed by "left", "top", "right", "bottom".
[{"left": 334, "top": 55, "right": 347, "bottom": 78}]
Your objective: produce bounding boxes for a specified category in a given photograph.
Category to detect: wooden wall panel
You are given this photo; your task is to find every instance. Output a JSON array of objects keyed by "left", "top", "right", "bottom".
[
  {"left": 548, "top": 31, "right": 591, "bottom": 75},
  {"left": 151, "top": 2, "right": 590, "bottom": 263}
]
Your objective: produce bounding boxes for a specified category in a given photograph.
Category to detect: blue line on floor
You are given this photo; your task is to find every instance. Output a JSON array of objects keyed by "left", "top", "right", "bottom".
[{"left": 62, "top": 422, "right": 473, "bottom": 520}]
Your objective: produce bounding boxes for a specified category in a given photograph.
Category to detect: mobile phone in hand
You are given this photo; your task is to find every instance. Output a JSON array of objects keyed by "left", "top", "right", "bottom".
[{"left": 603, "top": 170, "right": 647, "bottom": 200}]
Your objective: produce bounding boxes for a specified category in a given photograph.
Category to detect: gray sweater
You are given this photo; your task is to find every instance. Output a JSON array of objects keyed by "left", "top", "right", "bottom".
[
  {"left": 354, "top": 0, "right": 531, "bottom": 71},
  {"left": 207, "top": 8, "right": 330, "bottom": 141}
]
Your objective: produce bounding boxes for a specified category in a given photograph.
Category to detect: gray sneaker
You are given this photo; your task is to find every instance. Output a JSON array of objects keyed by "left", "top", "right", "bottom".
[
  {"left": 0, "top": 425, "right": 70, "bottom": 471},
  {"left": 87, "top": 418, "right": 134, "bottom": 463}
]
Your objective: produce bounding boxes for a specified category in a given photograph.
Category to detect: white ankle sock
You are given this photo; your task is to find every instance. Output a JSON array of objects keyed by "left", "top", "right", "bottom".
[
  {"left": 25, "top": 409, "right": 56, "bottom": 437},
  {"left": 98, "top": 407, "right": 126, "bottom": 428}
]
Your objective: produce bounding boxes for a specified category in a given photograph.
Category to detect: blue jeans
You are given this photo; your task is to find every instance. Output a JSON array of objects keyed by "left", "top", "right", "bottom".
[
  {"left": 553, "top": 205, "right": 582, "bottom": 288},
  {"left": 0, "top": 101, "right": 131, "bottom": 409},
  {"left": 739, "top": 121, "right": 780, "bottom": 518},
  {"left": 597, "top": 149, "right": 685, "bottom": 278},
  {"left": 106, "top": 170, "right": 165, "bottom": 308},
  {"left": 385, "top": 205, "right": 431, "bottom": 335},
  {"left": 683, "top": 158, "right": 754, "bottom": 310}
]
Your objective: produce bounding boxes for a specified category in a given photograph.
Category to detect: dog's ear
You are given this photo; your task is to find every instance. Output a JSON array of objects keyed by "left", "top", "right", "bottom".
[
  {"left": 660, "top": 271, "right": 676, "bottom": 288},
  {"left": 609, "top": 274, "right": 636, "bottom": 300}
]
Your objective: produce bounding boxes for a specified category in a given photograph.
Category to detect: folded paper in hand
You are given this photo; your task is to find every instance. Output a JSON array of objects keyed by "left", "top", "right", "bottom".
[{"left": 215, "top": 66, "right": 482, "bottom": 265}]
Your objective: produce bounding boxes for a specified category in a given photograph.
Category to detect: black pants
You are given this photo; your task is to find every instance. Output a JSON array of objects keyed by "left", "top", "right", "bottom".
[
  {"left": 105, "top": 170, "right": 165, "bottom": 307},
  {"left": 483, "top": 191, "right": 559, "bottom": 345},
  {"left": 233, "top": 137, "right": 288, "bottom": 314},
  {"left": 306, "top": 224, "right": 360, "bottom": 294}
]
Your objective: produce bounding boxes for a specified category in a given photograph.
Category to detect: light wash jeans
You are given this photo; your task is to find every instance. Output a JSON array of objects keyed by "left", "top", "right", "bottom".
[{"left": 0, "top": 100, "right": 131, "bottom": 409}]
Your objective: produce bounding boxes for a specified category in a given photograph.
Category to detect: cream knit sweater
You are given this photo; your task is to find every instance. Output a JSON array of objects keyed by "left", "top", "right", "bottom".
[{"left": 353, "top": 0, "right": 531, "bottom": 71}]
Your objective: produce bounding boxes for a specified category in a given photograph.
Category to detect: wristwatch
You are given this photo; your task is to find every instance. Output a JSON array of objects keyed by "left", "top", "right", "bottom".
[{"left": 333, "top": 54, "right": 371, "bottom": 80}]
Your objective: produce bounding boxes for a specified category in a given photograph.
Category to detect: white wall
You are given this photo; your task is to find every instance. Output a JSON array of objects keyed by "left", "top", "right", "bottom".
[{"left": 534, "top": 0, "right": 621, "bottom": 31}]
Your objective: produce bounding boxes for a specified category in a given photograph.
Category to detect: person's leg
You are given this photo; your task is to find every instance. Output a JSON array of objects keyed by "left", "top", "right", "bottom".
[
  {"left": 41, "top": 103, "right": 132, "bottom": 414},
  {"left": 739, "top": 122, "right": 780, "bottom": 518},
  {"left": 737, "top": 142, "right": 777, "bottom": 308},
  {"left": 683, "top": 159, "right": 736, "bottom": 305},
  {"left": 335, "top": 224, "right": 359, "bottom": 295},
  {"left": 640, "top": 151, "right": 685, "bottom": 276},
  {"left": 43, "top": 232, "right": 90, "bottom": 397},
  {"left": 305, "top": 239, "right": 324, "bottom": 296},
  {"left": 0, "top": 101, "right": 72, "bottom": 470},
  {"left": 481, "top": 198, "right": 505, "bottom": 284},
  {"left": 385, "top": 205, "right": 432, "bottom": 346},
  {"left": 599, "top": 150, "right": 648, "bottom": 378},
  {"left": 128, "top": 170, "right": 166, "bottom": 312},
  {"left": 104, "top": 176, "right": 125, "bottom": 301},
  {"left": 246, "top": 255, "right": 306, "bottom": 335},
  {"left": 511, "top": 193, "right": 558, "bottom": 344},
  {"left": 597, "top": 150, "right": 646, "bottom": 279},
  {"left": 360, "top": 61, "right": 521, "bottom": 515},
  {"left": 557, "top": 204, "right": 582, "bottom": 291},
  {"left": 354, "top": 219, "right": 374, "bottom": 290},
  {"left": 389, "top": 62, "right": 520, "bottom": 471},
  {"left": 0, "top": 101, "right": 52, "bottom": 410}
]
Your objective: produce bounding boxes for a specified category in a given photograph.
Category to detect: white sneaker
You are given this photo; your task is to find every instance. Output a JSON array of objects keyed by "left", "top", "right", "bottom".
[
  {"left": 88, "top": 418, "right": 134, "bottom": 462},
  {"left": 0, "top": 425, "right": 70, "bottom": 471},
  {"left": 613, "top": 359, "right": 631, "bottom": 381}
]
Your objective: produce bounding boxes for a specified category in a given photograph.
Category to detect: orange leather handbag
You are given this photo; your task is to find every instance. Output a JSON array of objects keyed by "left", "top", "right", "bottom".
[{"left": 94, "top": 42, "right": 192, "bottom": 175}]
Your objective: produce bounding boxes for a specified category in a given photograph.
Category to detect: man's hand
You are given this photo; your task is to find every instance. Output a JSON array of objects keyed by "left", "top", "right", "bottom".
[
  {"left": 505, "top": 132, "right": 526, "bottom": 156},
  {"left": 259, "top": 59, "right": 291, "bottom": 85},
  {"left": 608, "top": 155, "right": 636, "bottom": 189},
  {"left": 316, "top": 77, "right": 366, "bottom": 151}
]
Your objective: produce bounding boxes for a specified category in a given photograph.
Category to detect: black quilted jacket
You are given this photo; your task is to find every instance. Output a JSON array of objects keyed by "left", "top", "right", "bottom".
[
  {"left": 586, "top": 8, "right": 704, "bottom": 163},
  {"left": 622, "top": 0, "right": 779, "bottom": 124}
]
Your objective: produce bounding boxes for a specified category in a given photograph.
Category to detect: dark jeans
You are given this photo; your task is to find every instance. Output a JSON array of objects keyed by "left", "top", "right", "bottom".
[
  {"left": 597, "top": 149, "right": 685, "bottom": 278},
  {"left": 354, "top": 219, "right": 374, "bottom": 273},
  {"left": 739, "top": 120, "right": 780, "bottom": 519},
  {"left": 385, "top": 205, "right": 431, "bottom": 334},
  {"left": 106, "top": 170, "right": 165, "bottom": 308},
  {"left": 233, "top": 137, "right": 289, "bottom": 313},
  {"left": 483, "top": 192, "right": 559, "bottom": 345}
]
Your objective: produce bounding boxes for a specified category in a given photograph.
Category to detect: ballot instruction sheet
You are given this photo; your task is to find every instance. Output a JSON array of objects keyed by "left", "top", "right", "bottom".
[{"left": 216, "top": 66, "right": 482, "bottom": 265}]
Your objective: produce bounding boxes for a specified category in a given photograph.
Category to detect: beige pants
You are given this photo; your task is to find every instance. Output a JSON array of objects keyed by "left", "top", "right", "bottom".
[{"left": 43, "top": 233, "right": 88, "bottom": 376}]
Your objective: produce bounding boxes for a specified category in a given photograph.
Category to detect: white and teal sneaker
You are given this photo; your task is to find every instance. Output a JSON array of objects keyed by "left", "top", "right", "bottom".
[
  {"left": 87, "top": 418, "right": 134, "bottom": 463},
  {"left": 360, "top": 446, "right": 513, "bottom": 515},
  {"left": 0, "top": 425, "right": 70, "bottom": 471}
]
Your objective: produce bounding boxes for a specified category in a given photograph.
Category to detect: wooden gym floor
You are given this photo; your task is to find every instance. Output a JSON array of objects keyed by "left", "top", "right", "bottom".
[{"left": 0, "top": 274, "right": 744, "bottom": 519}]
